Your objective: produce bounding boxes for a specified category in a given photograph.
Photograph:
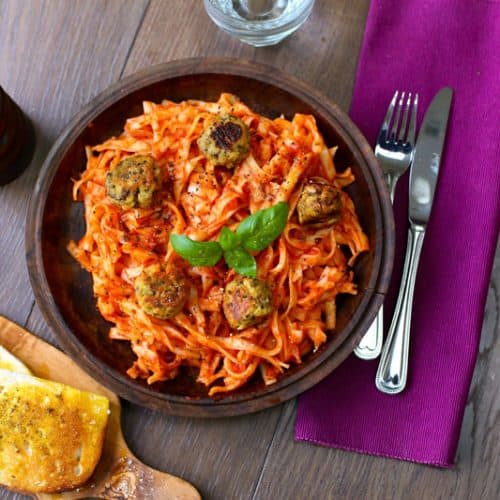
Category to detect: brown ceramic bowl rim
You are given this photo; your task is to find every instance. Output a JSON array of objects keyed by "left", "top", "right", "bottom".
[{"left": 26, "top": 58, "right": 394, "bottom": 417}]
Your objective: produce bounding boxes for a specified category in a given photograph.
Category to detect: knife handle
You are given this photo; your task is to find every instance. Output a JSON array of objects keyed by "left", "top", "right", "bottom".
[{"left": 375, "top": 224, "right": 425, "bottom": 394}]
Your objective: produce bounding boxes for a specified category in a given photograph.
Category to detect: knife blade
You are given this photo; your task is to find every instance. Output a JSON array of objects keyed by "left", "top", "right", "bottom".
[
  {"left": 376, "top": 87, "right": 453, "bottom": 394},
  {"left": 409, "top": 87, "right": 453, "bottom": 225}
]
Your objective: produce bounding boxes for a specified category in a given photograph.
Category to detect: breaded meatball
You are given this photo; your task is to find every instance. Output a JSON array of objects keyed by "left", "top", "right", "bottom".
[
  {"left": 135, "top": 265, "right": 189, "bottom": 319},
  {"left": 197, "top": 114, "right": 250, "bottom": 167},
  {"left": 297, "top": 178, "right": 343, "bottom": 225},
  {"left": 223, "top": 277, "right": 273, "bottom": 330},
  {"left": 105, "top": 154, "right": 161, "bottom": 209}
]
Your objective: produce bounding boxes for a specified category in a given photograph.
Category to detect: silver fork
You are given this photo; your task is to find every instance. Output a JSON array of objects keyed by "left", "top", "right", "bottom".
[{"left": 354, "top": 91, "right": 418, "bottom": 360}]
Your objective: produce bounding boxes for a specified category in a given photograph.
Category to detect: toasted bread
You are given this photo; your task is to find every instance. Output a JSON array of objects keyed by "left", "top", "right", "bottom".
[
  {"left": 0, "top": 345, "right": 31, "bottom": 374},
  {"left": 0, "top": 369, "right": 109, "bottom": 493}
]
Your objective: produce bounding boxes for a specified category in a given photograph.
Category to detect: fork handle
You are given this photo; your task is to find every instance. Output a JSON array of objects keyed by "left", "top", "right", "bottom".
[
  {"left": 353, "top": 173, "right": 397, "bottom": 360},
  {"left": 353, "top": 306, "right": 383, "bottom": 359},
  {"left": 375, "top": 223, "right": 425, "bottom": 394},
  {"left": 385, "top": 173, "right": 398, "bottom": 203}
]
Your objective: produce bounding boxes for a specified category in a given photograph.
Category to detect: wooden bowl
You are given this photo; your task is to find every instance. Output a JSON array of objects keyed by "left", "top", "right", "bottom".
[{"left": 26, "top": 58, "right": 394, "bottom": 417}]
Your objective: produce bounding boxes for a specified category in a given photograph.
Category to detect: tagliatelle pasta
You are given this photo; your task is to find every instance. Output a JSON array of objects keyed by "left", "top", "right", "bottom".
[{"left": 68, "top": 93, "right": 369, "bottom": 396}]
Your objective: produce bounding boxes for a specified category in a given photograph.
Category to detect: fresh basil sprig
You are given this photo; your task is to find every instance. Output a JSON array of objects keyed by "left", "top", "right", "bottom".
[
  {"left": 169, "top": 234, "right": 223, "bottom": 267},
  {"left": 218, "top": 226, "right": 241, "bottom": 252},
  {"left": 236, "top": 202, "right": 288, "bottom": 251},
  {"left": 169, "top": 202, "right": 288, "bottom": 278},
  {"left": 223, "top": 248, "right": 257, "bottom": 278}
]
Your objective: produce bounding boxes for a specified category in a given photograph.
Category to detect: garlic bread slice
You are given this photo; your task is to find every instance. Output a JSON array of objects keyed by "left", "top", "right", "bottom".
[
  {"left": 0, "top": 345, "right": 31, "bottom": 374},
  {"left": 0, "top": 369, "right": 109, "bottom": 493}
]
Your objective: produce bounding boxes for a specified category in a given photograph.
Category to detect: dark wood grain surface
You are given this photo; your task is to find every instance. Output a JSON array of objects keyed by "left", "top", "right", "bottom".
[{"left": 1, "top": 1, "right": 498, "bottom": 499}]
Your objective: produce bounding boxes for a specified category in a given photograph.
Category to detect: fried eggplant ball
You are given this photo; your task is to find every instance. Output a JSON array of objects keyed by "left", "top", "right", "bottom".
[
  {"left": 223, "top": 277, "right": 273, "bottom": 330},
  {"left": 197, "top": 114, "right": 250, "bottom": 167},
  {"left": 135, "top": 265, "right": 189, "bottom": 319},
  {"left": 297, "top": 178, "right": 343, "bottom": 225},
  {"left": 105, "top": 154, "right": 161, "bottom": 209}
]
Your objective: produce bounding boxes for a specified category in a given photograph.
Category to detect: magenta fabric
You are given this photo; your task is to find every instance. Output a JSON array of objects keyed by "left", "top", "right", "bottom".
[{"left": 295, "top": 0, "right": 500, "bottom": 467}]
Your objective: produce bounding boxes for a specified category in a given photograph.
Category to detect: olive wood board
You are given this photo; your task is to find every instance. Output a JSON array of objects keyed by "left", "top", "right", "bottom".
[{"left": 0, "top": 316, "right": 201, "bottom": 500}]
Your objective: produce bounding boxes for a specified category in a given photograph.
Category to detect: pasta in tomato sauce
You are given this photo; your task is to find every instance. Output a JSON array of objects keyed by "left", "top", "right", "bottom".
[{"left": 69, "top": 93, "right": 368, "bottom": 395}]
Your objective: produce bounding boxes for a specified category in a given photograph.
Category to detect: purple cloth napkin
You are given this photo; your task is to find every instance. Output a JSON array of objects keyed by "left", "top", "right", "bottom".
[{"left": 296, "top": 0, "right": 500, "bottom": 467}]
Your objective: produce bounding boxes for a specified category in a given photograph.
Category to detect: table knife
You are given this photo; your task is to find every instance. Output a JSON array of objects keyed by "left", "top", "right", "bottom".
[{"left": 375, "top": 87, "right": 453, "bottom": 394}]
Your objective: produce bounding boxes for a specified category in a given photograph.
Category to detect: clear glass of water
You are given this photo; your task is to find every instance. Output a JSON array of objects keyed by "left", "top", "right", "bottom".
[{"left": 204, "top": 0, "right": 316, "bottom": 47}]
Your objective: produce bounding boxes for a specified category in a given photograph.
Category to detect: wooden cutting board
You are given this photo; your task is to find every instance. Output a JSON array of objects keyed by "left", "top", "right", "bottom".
[{"left": 0, "top": 316, "right": 201, "bottom": 500}]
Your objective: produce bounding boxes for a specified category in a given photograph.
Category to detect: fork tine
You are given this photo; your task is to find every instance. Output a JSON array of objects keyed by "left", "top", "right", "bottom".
[
  {"left": 379, "top": 91, "right": 398, "bottom": 139},
  {"left": 397, "top": 93, "right": 411, "bottom": 142},
  {"left": 407, "top": 93, "right": 418, "bottom": 145},
  {"left": 390, "top": 92, "right": 404, "bottom": 139}
]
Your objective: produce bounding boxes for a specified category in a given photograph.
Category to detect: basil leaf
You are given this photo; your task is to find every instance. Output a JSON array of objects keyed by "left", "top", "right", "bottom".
[
  {"left": 236, "top": 202, "right": 289, "bottom": 252},
  {"left": 223, "top": 248, "right": 257, "bottom": 278},
  {"left": 170, "top": 234, "right": 222, "bottom": 267},
  {"left": 219, "top": 226, "right": 241, "bottom": 252}
]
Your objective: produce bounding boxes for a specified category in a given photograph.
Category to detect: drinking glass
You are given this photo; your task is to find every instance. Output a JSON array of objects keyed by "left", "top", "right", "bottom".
[{"left": 204, "top": 0, "right": 316, "bottom": 47}]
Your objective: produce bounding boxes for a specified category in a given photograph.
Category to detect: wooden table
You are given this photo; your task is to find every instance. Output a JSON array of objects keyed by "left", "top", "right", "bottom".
[{"left": 1, "top": 1, "right": 498, "bottom": 499}]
